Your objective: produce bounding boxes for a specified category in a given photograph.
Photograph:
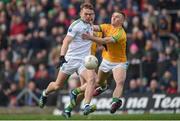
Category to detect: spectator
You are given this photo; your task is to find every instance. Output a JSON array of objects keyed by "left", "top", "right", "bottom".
[
  {"left": 144, "top": 40, "right": 158, "bottom": 61},
  {"left": 10, "top": 14, "right": 26, "bottom": 37},
  {"left": 14, "top": 65, "right": 26, "bottom": 89},
  {"left": 26, "top": 81, "right": 40, "bottom": 106},
  {"left": 34, "top": 63, "right": 50, "bottom": 90},
  {"left": 132, "top": 30, "right": 145, "bottom": 50},
  {"left": 0, "top": 60, "right": 14, "bottom": 83},
  {"left": 174, "top": 18, "right": 180, "bottom": 38},
  {"left": 160, "top": 71, "right": 172, "bottom": 91},
  {"left": 8, "top": 83, "right": 20, "bottom": 107},
  {"left": 0, "top": 32, "right": 8, "bottom": 50},
  {"left": 96, "top": 8, "right": 110, "bottom": 24},
  {"left": 158, "top": 9, "right": 172, "bottom": 47},
  {"left": 0, "top": 84, "right": 9, "bottom": 106},
  {"left": 11, "top": 34, "right": 28, "bottom": 59},
  {"left": 157, "top": 51, "right": 170, "bottom": 79},
  {"left": 127, "top": 43, "right": 141, "bottom": 79},
  {"left": 136, "top": 78, "right": 147, "bottom": 93},
  {"left": 168, "top": 58, "right": 178, "bottom": 81},
  {"left": 142, "top": 52, "right": 157, "bottom": 82},
  {"left": 151, "top": 33, "right": 163, "bottom": 52},
  {"left": 147, "top": 79, "right": 162, "bottom": 94},
  {"left": 125, "top": 79, "right": 139, "bottom": 95},
  {"left": 166, "top": 80, "right": 177, "bottom": 94}
]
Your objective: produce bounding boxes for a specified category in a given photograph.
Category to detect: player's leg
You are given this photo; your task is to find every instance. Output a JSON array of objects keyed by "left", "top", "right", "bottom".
[
  {"left": 63, "top": 76, "right": 86, "bottom": 118},
  {"left": 65, "top": 69, "right": 97, "bottom": 116},
  {"left": 110, "top": 65, "right": 127, "bottom": 114},
  {"left": 93, "top": 59, "right": 111, "bottom": 96},
  {"left": 68, "top": 73, "right": 87, "bottom": 108},
  {"left": 39, "top": 70, "right": 69, "bottom": 108},
  {"left": 64, "top": 73, "right": 94, "bottom": 118},
  {"left": 82, "top": 69, "right": 96, "bottom": 104},
  {"left": 69, "top": 63, "right": 98, "bottom": 104},
  {"left": 63, "top": 93, "right": 84, "bottom": 118},
  {"left": 93, "top": 69, "right": 109, "bottom": 96},
  {"left": 81, "top": 69, "right": 97, "bottom": 115}
]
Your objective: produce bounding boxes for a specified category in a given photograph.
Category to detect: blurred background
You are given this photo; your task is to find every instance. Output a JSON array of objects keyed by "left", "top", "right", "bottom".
[{"left": 0, "top": 0, "right": 179, "bottom": 115}]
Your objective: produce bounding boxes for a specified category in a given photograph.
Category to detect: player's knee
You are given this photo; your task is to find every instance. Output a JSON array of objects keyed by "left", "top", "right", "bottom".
[{"left": 116, "top": 80, "right": 124, "bottom": 86}]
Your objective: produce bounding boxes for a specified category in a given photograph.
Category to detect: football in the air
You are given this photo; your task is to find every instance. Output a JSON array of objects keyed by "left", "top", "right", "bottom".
[{"left": 84, "top": 55, "right": 98, "bottom": 70}]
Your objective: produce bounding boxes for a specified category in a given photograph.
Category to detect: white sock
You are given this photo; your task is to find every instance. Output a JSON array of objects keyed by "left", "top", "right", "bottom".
[{"left": 42, "top": 90, "right": 47, "bottom": 97}]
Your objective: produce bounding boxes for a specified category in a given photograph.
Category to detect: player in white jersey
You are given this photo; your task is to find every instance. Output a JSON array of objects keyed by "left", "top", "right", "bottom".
[{"left": 38, "top": 3, "right": 96, "bottom": 115}]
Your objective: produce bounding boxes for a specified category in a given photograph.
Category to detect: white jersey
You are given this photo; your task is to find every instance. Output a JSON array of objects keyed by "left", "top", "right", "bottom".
[{"left": 65, "top": 19, "right": 93, "bottom": 60}]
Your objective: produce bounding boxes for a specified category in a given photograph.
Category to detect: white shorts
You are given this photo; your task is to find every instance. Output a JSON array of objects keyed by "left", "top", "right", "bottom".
[
  {"left": 60, "top": 58, "right": 86, "bottom": 75},
  {"left": 99, "top": 59, "right": 129, "bottom": 73}
]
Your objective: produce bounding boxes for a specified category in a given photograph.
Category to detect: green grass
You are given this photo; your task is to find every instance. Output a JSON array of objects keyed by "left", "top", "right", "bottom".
[{"left": 0, "top": 114, "right": 180, "bottom": 120}]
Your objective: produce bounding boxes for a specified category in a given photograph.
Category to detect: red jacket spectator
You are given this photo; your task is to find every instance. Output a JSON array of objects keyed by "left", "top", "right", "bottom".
[{"left": 10, "top": 15, "right": 26, "bottom": 36}]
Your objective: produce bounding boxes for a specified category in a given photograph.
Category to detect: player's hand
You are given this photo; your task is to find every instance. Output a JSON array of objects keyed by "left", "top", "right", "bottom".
[
  {"left": 56, "top": 56, "right": 67, "bottom": 69},
  {"left": 102, "top": 44, "right": 108, "bottom": 51},
  {"left": 82, "top": 33, "right": 91, "bottom": 40}
]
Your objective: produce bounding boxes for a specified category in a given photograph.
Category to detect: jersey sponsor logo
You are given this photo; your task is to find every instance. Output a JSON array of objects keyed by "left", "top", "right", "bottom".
[{"left": 68, "top": 28, "right": 72, "bottom": 32}]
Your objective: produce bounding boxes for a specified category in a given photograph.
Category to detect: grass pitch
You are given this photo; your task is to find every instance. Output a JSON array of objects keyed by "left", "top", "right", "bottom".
[{"left": 0, "top": 114, "right": 180, "bottom": 120}]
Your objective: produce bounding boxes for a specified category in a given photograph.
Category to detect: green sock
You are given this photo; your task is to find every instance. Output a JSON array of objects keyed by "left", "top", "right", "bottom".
[
  {"left": 112, "top": 97, "right": 120, "bottom": 103},
  {"left": 65, "top": 102, "right": 74, "bottom": 112},
  {"left": 72, "top": 88, "right": 81, "bottom": 95}
]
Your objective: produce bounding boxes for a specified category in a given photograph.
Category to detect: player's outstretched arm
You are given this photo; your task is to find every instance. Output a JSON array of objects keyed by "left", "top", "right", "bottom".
[
  {"left": 93, "top": 25, "right": 101, "bottom": 32},
  {"left": 82, "top": 33, "right": 115, "bottom": 44}
]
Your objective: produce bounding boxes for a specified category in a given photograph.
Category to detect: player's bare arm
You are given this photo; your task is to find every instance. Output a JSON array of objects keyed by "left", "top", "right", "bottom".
[
  {"left": 60, "top": 35, "right": 73, "bottom": 56},
  {"left": 82, "top": 33, "right": 115, "bottom": 44},
  {"left": 93, "top": 25, "right": 101, "bottom": 32}
]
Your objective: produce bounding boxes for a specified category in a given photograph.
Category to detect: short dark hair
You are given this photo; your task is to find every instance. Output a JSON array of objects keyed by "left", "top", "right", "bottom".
[
  {"left": 80, "top": 2, "right": 94, "bottom": 10},
  {"left": 115, "top": 10, "right": 126, "bottom": 19}
]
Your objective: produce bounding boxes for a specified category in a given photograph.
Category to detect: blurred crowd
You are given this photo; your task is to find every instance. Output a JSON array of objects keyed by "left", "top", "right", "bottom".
[{"left": 0, "top": 0, "right": 179, "bottom": 107}]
